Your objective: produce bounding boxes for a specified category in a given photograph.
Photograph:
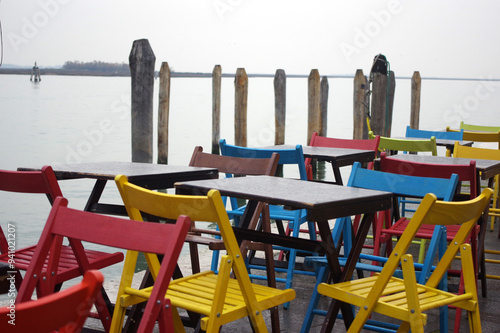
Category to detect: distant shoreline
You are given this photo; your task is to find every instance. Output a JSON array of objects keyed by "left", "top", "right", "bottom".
[{"left": 1, "top": 68, "right": 498, "bottom": 82}]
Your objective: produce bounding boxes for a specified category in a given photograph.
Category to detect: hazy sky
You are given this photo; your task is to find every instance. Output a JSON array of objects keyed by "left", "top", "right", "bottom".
[{"left": 2, "top": 0, "right": 500, "bottom": 78}]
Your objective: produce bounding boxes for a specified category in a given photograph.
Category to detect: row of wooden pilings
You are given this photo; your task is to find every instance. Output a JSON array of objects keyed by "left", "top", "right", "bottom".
[{"left": 129, "top": 39, "right": 422, "bottom": 164}]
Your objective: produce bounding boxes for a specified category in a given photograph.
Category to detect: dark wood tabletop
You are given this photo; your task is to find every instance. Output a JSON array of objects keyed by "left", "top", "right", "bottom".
[
  {"left": 19, "top": 161, "right": 218, "bottom": 215},
  {"left": 260, "top": 145, "right": 375, "bottom": 185},
  {"left": 387, "top": 154, "right": 500, "bottom": 180},
  {"left": 261, "top": 145, "right": 375, "bottom": 167},
  {"left": 175, "top": 175, "right": 392, "bottom": 222},
  {"left": 19, "top": 161, "right": 218, "bottom": 189}
]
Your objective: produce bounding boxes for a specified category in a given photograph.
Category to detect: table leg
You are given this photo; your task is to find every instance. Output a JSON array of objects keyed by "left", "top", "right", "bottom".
[
  {"left": 84, "top": 179, "right": 107, "bottom": 212},
  {"left": 319, "top": 212, "right": 376, "bottom": 333},
  {"left": 330, "top": 161, "right": 343, "bottom": 185}
]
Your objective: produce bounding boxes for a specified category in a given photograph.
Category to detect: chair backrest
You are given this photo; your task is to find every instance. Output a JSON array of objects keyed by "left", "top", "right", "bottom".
[
  {"left": 360, "top": 188, "right": 493, "bottom": 307},
  {"left": 115, "top": 175, "right": 264, "bottom": 320},
  {"left": 369, "top": 131, "right": 437, "bottom": 156},
  {"left": 348, "top": 162, "right": 458, "bottom": 203},
  {"left": 406, "top": 126, "right": 463, "bottom": 141},
  {"left": 380, "top": 152, "right": 477, "bottom": 198},
  {"left": 460, "top": 121, "right": 500, "bottom": 133},
  {"left": 453, "top": 141, "right": 500, "bottom": 161},
  {"left": 447, "top": 126, "right": 500, "bottom": 149},
  {"left": 189, "top": 146, "right": 279, "bottom": 177},
  {"left": 219, "top": 139, "right": 308, "bottom": 180},
  {"left": 308, "top": 131, "right": 381, "bottom": 152},
  {"left": 0, "top": 270, "right": 104, "bottom": 333},
  {"left": 0, "top": 166, "right": 62, "bottom": 204},
  {"left": 16, "top": 196, "right": 190, "bottom": 333}
]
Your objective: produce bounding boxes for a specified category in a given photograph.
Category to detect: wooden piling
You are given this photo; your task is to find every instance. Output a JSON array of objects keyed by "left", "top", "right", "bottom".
[
  {"left": 353, "top": 69, "right": 367, "bottom": 139},
  {"left": 320, "top": 76, "right": 329, "bottom": 137},
  {"left": 410, "top": 71, "right": 421, "bottom": 129},
  {"left": 212, "top": 65, "right": 222, "bottom": 154},
  {"left": 370, "top": 72, "right": 388, "bottom": 137},
  {"left": 308, "top": 69, "right": 321, "bottom": 144},
  {"left": 129, "top": 39, "right": 155, "bottom": 163},
  {"left": 274, "top": 69, "right": 286, "bottom": 145},
  {"left": 386, "top": 70, "right": 396, "bottom": 137},
  {"left": 234, "top": 68, "right": 248, "bottom": 147},
  {"left": 157, "top": 62, "right": 170, "bottom": 164}
]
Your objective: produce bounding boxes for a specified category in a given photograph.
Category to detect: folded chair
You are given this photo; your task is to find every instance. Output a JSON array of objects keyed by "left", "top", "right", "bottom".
[
  {"left": 115, "top": 175, "right": 295, "bottom": 333},
  {"left": 300, "top": 162, "right": 457, "bottom": 333},
  {"left": 453, "top": 143, "right": 500, "bottom": 298},
  {"left": 305, "top": 131, "right": 380, "bottom": 180},
  {"left": 317, "top": 188, "right": 493, "bottom": 333},
  {"left": 16, "top": 196, "right": 190, "bottom": 333},
  {"left": 188, "top": 145, "right": 279, "bottom": 274},
  {"left": 0, "top": 167, "right": 123, "bottom": 295},
  {"left": 0, "top": 270, "right": 104, "bottom": 333},
  {"left": 219, "top": 139, "right": 314, "bottom": 307}
]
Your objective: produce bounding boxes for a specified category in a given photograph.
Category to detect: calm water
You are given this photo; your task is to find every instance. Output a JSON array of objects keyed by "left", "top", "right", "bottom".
[{"left": 1, "top": 73, "right": 499, "bottom": 289}]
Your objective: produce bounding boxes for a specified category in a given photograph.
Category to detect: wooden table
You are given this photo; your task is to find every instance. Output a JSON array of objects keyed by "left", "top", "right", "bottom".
[
  {"left": 175, "top": 175, "right": 393, "bottom": 332},
  {"left": 260, "top": 145, "right": 375, "bottom": 185},
  {"left": 19, "top": 161, "right": 218, "bottom": 215},
  {"left": 20, "top": 161, "right": 219, "bottom": 332}
]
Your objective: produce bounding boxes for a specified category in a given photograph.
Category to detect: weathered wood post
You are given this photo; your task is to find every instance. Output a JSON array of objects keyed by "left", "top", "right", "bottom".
[
  {"left": 410, "top": 71, "right": 421, "bottom": 129},
  {"left": 308, "top": 69, "right": 321, "bottom": 144},
  {"left": 157, "top": 62, "right": 170, "bottom": 164},
  {"left": 212, "top": 65, "right": 222, "bottom": 154},
  {"left": 130, "top": 39, "right": 155, "bottom": 163},
  {"left": 234, "top": 68, "right": 248, "bottom": 147},
  {"left": 353, "top": 69, "right": 368, "bottom": 139},
  {"left": 274, "top": 69, "right": 286, "bottom": 145},
  {"left": 320, "top": 76, "right": 329, "bottom": 137},
  {"left": 386, "top": 71, "right": 396, "bottom": 137},
  {"left": 370, "top": 72, "right": 388, "bottom": 137}
]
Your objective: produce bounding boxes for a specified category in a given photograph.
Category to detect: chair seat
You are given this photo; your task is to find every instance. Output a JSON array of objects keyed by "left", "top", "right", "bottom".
[
  {"left": 317, "top": 273, "right": 476, "bottom": 325},
  {"left": 381, "top": 218, "right": 479, "bottom": 243},
  {"left": 121, "top": 269, "right": 296, "bottom": 331},
  {"left": 0, "top": 244, "right": 124, "bottom": 283}
]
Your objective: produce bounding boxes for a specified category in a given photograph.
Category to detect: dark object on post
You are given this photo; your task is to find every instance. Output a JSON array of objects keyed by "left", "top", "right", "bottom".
[{"left": 370, "top": 54, "right": 388, "bottom": 76}]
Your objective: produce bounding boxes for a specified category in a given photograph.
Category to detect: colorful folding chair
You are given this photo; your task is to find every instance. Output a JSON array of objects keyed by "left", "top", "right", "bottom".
[
  {"left": 219, "top": 139, "right": 314, "bottom": 308},
  {"left": 405, "top": 126, "right": 463, "bottom": 156},
  {"left": 300, "top": 162, "right": 458, "bottom": 333},
  {"left": 115, "top": 175, "right": 295, "bottom": 333},
  {"left": 15, "top": 196, "right": 190, "bottom": 333},
  {"left": 0, "top": 270, "right": 104, "bottom": 333},
  {"left": 317, "top": 188, "right": 492, "bottom": 333},
  {"left": 0, "top": 166, "right": 123, "bottom": 295},
  {"left": 188, "top": 145, "right": 279, "bottom": 274}
]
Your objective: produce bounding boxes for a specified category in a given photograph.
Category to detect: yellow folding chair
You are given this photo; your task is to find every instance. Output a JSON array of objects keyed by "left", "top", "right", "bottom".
[
  {"left": 317, "top": 188, "right": 493, "bottom": 333},
  {"left": 113, "top": 175, "right": 295, "bottom": 333}
]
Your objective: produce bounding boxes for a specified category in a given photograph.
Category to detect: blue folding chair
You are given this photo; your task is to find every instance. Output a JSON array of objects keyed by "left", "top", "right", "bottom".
[
  {"left": 405, "top": 126, "right": 463, "bottom": 156},
  {"left": 300, "top": 162, "right": 458, "bottom": 333},
  {"left": 219, "top": 139, "right": 315, "bottom": 308}
]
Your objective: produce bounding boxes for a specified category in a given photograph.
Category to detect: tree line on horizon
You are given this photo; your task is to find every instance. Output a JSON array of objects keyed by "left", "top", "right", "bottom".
[{"left": 62, "top": 61, "right": 130, "bottom": 75}]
